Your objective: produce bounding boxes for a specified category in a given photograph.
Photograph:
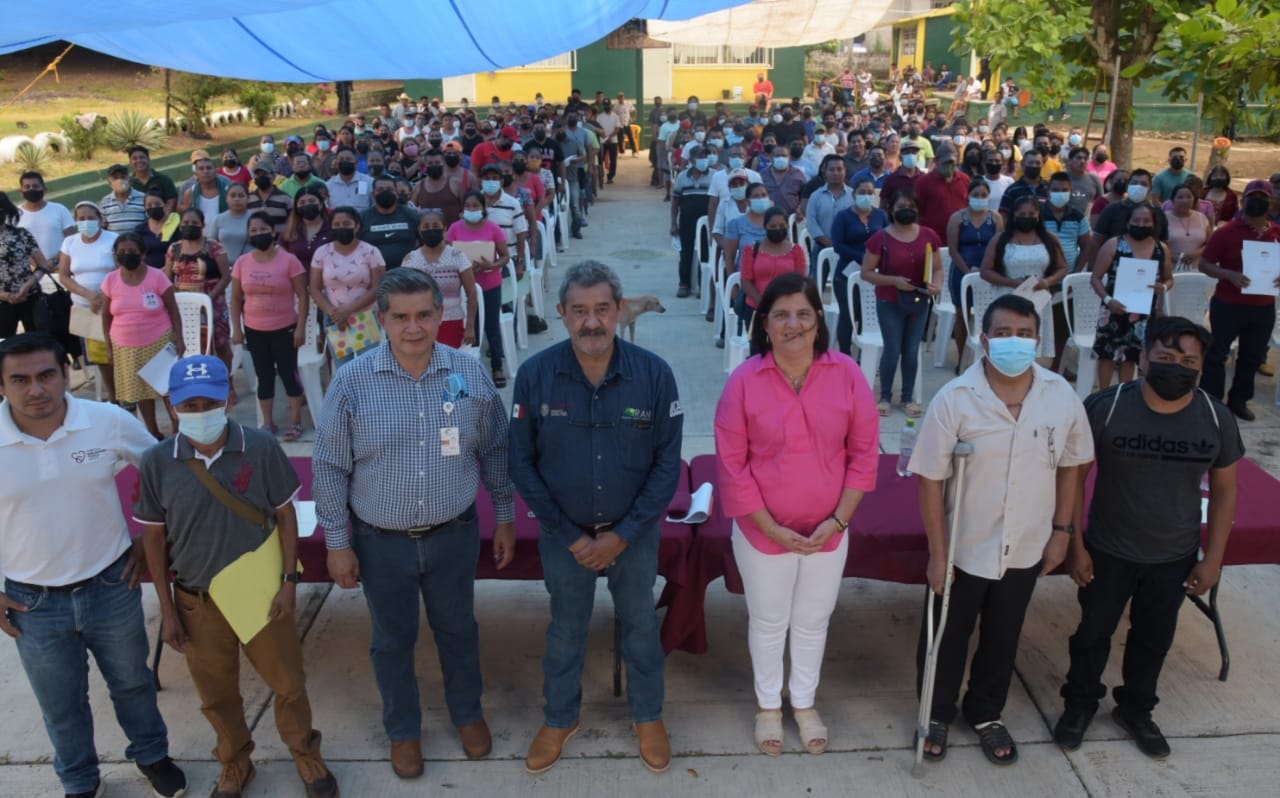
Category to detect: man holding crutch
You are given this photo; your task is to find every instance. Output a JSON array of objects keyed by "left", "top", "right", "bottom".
[{"left": 908, "top": 294, "right": 1094, "bottom": 766}]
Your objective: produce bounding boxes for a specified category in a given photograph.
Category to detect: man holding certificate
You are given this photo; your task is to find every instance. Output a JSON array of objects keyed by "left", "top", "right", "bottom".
[
  {"left": 1198, "top": 179, "right": 1280, "bottom": 421},
  {"left": 137, "top": 355, "right": 339, "bottom": 798}
]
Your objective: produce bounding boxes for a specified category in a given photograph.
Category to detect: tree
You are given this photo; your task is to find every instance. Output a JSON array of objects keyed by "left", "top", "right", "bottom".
[
  {"left": 168, "top": 73, "right": 239, "bottom": 138},
  {"left": 1149, "top": 0, "right": 1280, "bottom": 140},
  {"left": 953, "top": 0, "right": 1193, "bottom": 168}
]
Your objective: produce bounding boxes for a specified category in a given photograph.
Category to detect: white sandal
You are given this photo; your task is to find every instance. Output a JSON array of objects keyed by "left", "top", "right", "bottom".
[
  {"left": 754, "top": 709, "right": 784, "bottom": 756},
  {"left": 793, "top": 707, "right": 828, "bottom": 754}
]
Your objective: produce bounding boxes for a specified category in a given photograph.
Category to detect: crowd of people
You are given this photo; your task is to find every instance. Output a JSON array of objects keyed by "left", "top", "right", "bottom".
[{"left": 0, "top": 79, "right": 1277, "bottom": 798}]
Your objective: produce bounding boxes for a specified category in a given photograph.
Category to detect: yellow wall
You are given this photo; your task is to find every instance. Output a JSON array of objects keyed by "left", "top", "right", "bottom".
[
  {"left": 473, "top": 70, "right": 573, "bottom": 103},
  {"left": 672, "top": 67, "right": 769, "bottom": 101}
]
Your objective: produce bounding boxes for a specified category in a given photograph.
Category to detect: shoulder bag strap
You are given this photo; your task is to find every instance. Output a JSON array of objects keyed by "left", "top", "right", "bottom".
[
  {"left": 1103, "top": 382, "right": 1126, "bottom": 430},
  {"left": 183, "top": 458, "right": 270, "bottom": 530}
]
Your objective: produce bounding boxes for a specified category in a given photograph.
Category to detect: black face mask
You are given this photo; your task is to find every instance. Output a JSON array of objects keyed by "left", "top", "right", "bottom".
[
  {"left": 332, "top": 228, "right": 356, "bottom": 245},
  {"left": 765, "top": 228, "right": 789, "bottom": 243},
  {"left": 254, "top": 175, "right": 273, "bottom": 190},
  {"left": 1207, "top": 177, "right": 1229, "bottom": 190},
  {"left": 444, "top": 154, "right": 461, "bottom": 167},
  {"left": 223, "top": 159, "right": 238, "bottom": 169},
  {"left": 893, "top": 208, "right": 918, "bottom": 225},
  {"left": 21, "top": 189, "right": 44, "bottom": 203},
  {"left": 1245, "top": 196, "right": 1270, "bottom": 217},
  {"left": 985, "top": 162, "right": 1003, "bottom": 176},
  {"left": 146, "top": 206, "right": 167, "bottom": 221},
  {"left": 249, "top": 233, "right": 274, "bottom": 251},
  {"left": 555, "top": 132, "right": 567, "bottom": 142},
  {"left": 501, "top": 175, "right": 514, "bottom": 187},
  {"left": 533, "top": 132, "right": 546, "bottom": 141},
  {"left": 869, "top": 157, "right": 885, "bottom": 169},
  {"left": 1127, "top": 224, "right": 1154, "bottom": 241},
  {"left": 425, "top": 164, "right": 444, "bottom": 179},
  {"left": 1023, "top": 166, "right": 1042, "bottom": 181},
  {"left": 1145, "top": 361, "right": 1199, "bottom": 401},
  {"left": 1013, "top": 216, "right": 1038, "bottom": 233},
  {"left": 464, "top": 128, "right": 477, "bottom": 137},
  {"left": 118, "top": 251, "right": 143, "bottom": 270},
  {"left": 298, "top": 204, "right": 321, "bottom": 221},
  {"left": 337, "top": 161, "right": 356, "bottom": 176},
  {"left": 419, "top": 228, "right": 445, "bottom": 247},
  {"left": 512, "top": 161, "right": 528, "bottom": 175},
  {"left": 356, "top": 144, "right": 370, "bottom": 155},
  {"left": 179, "top": 224, "right": 202, "bottom": 240},
  {"left": 1169, "top": 157, "right": 1185, "bottom": 170},
  {"left": 294, "top": 169, "right": 311, "bottom": 182},
  {"left": 964, "top": 153, "right": 980, "bottom": 167},
  {"left": 788, "top": 147, "right": 804, "bottom": 159},
  {"left": 370, "top": 166, "right": 386, "bottom": 177},
  {"left": 374, "top": 190, "right": 397, "bottom": 209},
  {"left": 428, "top": 139, "right": 443, "bottom": 148}
]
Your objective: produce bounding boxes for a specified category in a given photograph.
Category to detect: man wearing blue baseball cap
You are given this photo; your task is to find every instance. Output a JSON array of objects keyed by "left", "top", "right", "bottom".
[{"left": 136, "top": 355, "right": 338, "bottom": 798}]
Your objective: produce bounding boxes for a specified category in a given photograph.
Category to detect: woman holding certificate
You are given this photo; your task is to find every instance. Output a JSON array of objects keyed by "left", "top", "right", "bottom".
[{"left": 1090, "top": 205, "right": 1174, "bottom": 388}]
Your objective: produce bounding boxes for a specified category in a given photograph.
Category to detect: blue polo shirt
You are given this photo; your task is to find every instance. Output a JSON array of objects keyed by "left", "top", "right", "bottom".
[{"left": 508, "top": 338, "right": 683, "bottom": 548}]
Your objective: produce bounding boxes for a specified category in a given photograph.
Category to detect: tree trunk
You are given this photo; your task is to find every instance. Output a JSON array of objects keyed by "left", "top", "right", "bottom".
[{"left": 1108, "top": 76, "right": 1135, "bottom": 169}]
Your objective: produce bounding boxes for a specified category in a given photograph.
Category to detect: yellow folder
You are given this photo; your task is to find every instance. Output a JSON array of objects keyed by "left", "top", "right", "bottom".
[{"left": 209, "top": 528, "right": 284, "bottom": 644}]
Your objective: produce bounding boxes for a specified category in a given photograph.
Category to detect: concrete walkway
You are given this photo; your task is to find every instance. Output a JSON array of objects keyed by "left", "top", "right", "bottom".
[{"left": 3, "top": 154, "right": 1279, "bottom": 798}]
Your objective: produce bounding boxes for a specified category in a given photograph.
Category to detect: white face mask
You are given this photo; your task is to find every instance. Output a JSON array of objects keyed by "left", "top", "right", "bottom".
[{"left": 177, "top": 407, "right": 227, "bottom": 445}]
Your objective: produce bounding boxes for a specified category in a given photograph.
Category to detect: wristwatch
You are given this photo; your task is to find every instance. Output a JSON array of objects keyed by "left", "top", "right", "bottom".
[
  {"left": 282, "top": 573, "right": 302, "bottom": 583},
  {"left": 1052, "top": 524, "right": 1075, "bottom": 535}
]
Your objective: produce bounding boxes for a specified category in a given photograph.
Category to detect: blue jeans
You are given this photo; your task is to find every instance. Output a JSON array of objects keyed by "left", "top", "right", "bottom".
[
  {"left": 876, "top": 299, "right": 931, "bottom": 403},
  {"left": 351, "top": 507, "right": 484, "bottom": 739},
  {"left": 538, "top": 526, "right": 664, "bottom": 727},
  {"left": 8, "top": 554, "right": 170, "bottom": 794}
]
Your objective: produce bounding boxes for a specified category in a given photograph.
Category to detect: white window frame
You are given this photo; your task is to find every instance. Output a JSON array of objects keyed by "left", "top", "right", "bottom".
[
  {"left": 510, "top": 52, "right": 577, "bottom": 71},
  {"left": 671, "top": 45, "right": 775, "bottom": 68}
]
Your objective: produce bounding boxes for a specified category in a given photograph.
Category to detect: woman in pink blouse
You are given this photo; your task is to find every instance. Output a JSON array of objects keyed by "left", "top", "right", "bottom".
[
  {"left": 735, "top": 206, "right": 808, "bottom": 341},
  {"left": 309, "top": 206, "right": 386, "bottom": 366},
  {"left": 715, "top": 273, "right": 880, "bottom": 757}
]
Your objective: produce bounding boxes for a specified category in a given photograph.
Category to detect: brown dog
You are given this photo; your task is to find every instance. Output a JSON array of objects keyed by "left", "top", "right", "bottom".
[{"left": 619, "top": 295, "right": 667, "bottom": 342}]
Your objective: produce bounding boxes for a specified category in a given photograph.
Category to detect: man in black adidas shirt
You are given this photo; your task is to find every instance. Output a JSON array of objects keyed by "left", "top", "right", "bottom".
[{"left": 1054, "top": 316, "right": 1243, "bottom": 759}]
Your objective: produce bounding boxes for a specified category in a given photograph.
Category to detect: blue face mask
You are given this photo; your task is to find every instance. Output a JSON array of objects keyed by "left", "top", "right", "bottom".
[
  {"left": 772, "top": 156, "right": 789, "bottom": 171},
  {"left": 706, "top": 154, "right": 719, "bottom": 166},
  {"left": 260, "top": 142, "right": 275, "bottom": 154},
  {"left": 482, "top": 179, "right": 501, "bottom": 195},
  {"left": 969, "top": 196, "right": 990, "bottom": 212},
  {"left": 317, "top": 140, "right": 331, "bottom": 151},
  {"left": 901, "top": 153, "right": 918, "bottom": 169},
  {"left": 729, "top": 186, "right": 747, "bottom": 201},
  {"left": 986, "top": 336, "right": 1038, "bottom": 377},
  {"left": 177, "top": 407, "right": 227, "bottom": 445},
  {"left": 694, "top": 158, "right": 710, "bottom": 171},
  {"left": 854, "top": 194, "right": 874, "bottom": 211},
  {"left": 726, "top": 134, "right": 743, "bottom": 146},
  {"left": 1049, "top": 191, "right": 1071, "bottom": 208},
  {"left": 749, "top": 198, "right": 771, "bottom": 214},
  {"left": 729, "top": 157, "right": 745, "bottom": 170},
  {"left": 463, "top": 209, "right": 484, "bottom": 224},
  {"left": 77, "top": 219, "right": 100, "bottom": 237}
]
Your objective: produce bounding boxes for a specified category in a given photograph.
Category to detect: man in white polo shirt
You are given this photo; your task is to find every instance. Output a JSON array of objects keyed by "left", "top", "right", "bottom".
[
  {"left": 0, "top": 333, "right": 186, "bottom": 798},
  {"left": 908, "top": 295, "right": 1094, "bottom": 768}
]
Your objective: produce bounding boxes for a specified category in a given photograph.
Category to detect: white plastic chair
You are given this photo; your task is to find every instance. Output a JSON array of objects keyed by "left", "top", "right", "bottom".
[
  {"left": 1063, "top": 272, "right": 1103, "bottom": 400},
  {"left": 723, "top": 273, "right": 749, "bottom": 373},
  {"left": 850, "top": 273, "right": 924, "bottom": 400},
  {"left": 175, "top": 292, "right": 214, "bottom": 355},
  {"left": 712, "top": 246, "right": 728, "bottom": 343},
  {"left": 458, "top": 288, "right": 482, "bottom": 361},
  {"left": 958, "top": 271, "right": 1003, "bottom": 370},
  {"left": 524, "top": 238, "right": 545, "bottom": 321},
  {"left": 816, "top": 247, "right": 839, "bottom": 339},
  {"left": 245, "top": 301, "right": 326, "bottom": 428},
  {"left": 788, "top": 213, "right": 801, "bottom": 244},
  {"left": 931, "top": 247, "right": 958, "bottom": 367},
  {"left": 1163, "top": 272, "right": 1215, "bottom": 323},
  {"left": 504, "top": 264, "right": 526, "bottom": 354}
]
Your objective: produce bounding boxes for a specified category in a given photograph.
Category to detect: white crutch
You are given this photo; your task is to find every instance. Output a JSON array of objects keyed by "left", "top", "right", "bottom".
[{"left": 912, "top": 440, "right": 973, "bottom": 777}]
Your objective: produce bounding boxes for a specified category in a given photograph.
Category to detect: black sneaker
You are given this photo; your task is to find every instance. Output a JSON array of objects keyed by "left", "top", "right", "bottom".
[
  {"left": 137, "top": 756, "right": 188, "bottom": 797},
  {"left": 1111, "top": 707, "right": 1171, "bottom": 759},
  {"left": 1053, "top": 706, "right": 1096, "bottom": 751},
  {"left": 527, "top": 315, "right": 549, "bottom": 334},
  {"left": 1227, "top": 402, "right": 1255, "bottom": 422},
  {"left": 66, "top": 780, "right": 105, "bottom": 798}
]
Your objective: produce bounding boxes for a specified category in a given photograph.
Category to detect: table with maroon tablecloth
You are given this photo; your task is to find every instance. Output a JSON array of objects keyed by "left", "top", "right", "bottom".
[
  {"left": 669, "top": 453, "right": 1280, "bottom": 665},
  {"left": 116, "top": 458, "right": 698, "bottom": 654}
]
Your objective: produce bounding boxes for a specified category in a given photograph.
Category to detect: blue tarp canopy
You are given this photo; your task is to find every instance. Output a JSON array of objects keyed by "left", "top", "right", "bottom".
[{"left": 2, "top": 1, "right": 746, "bottom": 81}]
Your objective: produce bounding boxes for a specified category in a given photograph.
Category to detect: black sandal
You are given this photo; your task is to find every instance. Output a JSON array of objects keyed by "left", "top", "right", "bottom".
[
  {"left": 492, "top": 368, "right": 507, "bottom": 388},
  {"left": 914, "top": 720, "right": 948, "bottom": 762},
  {"left": 973, "top": 720, "right": 1018, "bottom": 765}
]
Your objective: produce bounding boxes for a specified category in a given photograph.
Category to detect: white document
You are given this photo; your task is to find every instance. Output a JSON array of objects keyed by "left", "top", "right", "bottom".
[
  {"left": 1113, "top": 257, "right": 1158, "bottom": 314},
  {"left": 137, "top": 342, "right": 179, "bottom": 395},
  {"left": 1241, "top": 240, "right": 1280, "bottom": 297},
  {"left": 666, "top": 482, "right": 714, "bottom": 524},
  {"left": 69, "top": 305, "right": 107, "bottom": 341},
  {"left": 293, "top": 500, "right": 318, "bottom": 538},
  {"left": 1013, "top": 276, "right": 1052, "bottom": 314}
]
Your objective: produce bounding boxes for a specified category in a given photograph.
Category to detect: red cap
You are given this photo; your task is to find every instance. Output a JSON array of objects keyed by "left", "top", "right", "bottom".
[
  {"left": 1243, "top": 178, "right": 1274, "bottom": 198},
  {"left": 500, "top": 125, "right": 519, "bottom": 140}
]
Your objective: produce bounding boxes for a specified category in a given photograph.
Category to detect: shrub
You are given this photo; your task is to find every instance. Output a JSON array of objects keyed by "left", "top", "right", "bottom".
[
  {"left": 238, "top": 84, "right": 277, "bottom": 127},
  {"left": 14, "top": 142, "right": 52, "bottom": 173},
  {"left": 59, "top": 114, "right": 107, "bottom": 160},
  {"left": 105, "top": 109, "right": 168, "bottom": 153}
]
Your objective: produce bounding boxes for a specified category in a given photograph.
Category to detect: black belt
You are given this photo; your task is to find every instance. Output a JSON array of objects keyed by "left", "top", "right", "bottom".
[
  {"left": 6, "top": 551, "right": 128, "bottom": 593},
  {"left": 175, "top": 582, "right": 211, "bottom": 598},
  {"left": 356, "top": 507, "right": 471, "bottom": 539}
]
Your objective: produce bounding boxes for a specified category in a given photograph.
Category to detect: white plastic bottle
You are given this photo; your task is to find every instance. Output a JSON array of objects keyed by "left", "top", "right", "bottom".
[{"left": 897, "top": 418, "right": 918, "bottom": 477}]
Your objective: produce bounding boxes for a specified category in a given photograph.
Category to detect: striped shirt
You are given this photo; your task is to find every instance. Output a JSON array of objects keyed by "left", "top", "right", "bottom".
[
  {"left": 100, "top": 189, "right": 148, "bottom": 232},
  {"left": 1044, "top": 206, "right": 1092, "bottom": 270},
  {"left": 483, "top": 191, "right": 528, "bottom": 248},
  {"left": 313, "top": 342, "right": 514, "bottom": 548},
  {"left": 247, "top": 188, "right": 293, "bottom": 233}
]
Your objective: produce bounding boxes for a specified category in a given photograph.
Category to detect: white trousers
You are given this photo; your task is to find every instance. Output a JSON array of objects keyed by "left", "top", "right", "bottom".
[{"left": 732, "top": 523, "right": 849, "bottom": 710}]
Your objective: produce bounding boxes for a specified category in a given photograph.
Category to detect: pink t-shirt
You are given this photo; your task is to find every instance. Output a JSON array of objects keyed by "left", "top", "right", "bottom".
[
  {"left": 101, "top": 267, "right": 174, "bottom": 347},
  {"left": 740, "top": 242, "right": 807, "bottom": 308},
  {"left": 715, "top": 350, "right": 880, "bottom": 555},
  {"left": 311, "top": 240, "right": 385, "bottom": 314},
  {"left": 446, "top": 219, "right": 507, "bottom": 291},
  {"left": 232, "top": 248, "right": 306, "bottom": 331}
]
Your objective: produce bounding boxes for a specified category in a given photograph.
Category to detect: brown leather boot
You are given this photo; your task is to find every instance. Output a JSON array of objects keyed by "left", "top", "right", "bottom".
[
  {"left": 636, "top": 720, "right": 671, "bottom": 774},
  {"left": 458, "top": 719, "right": 492, "bottom": 760},
  {"left": 211, "top": 760, "right": 256, "bottom": 798},
  {"left": 390, "top": 738, "right": 424, "bottom": 779},
  {"left": 525, "top": 723, "right": 579, "bottom": 775}
]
